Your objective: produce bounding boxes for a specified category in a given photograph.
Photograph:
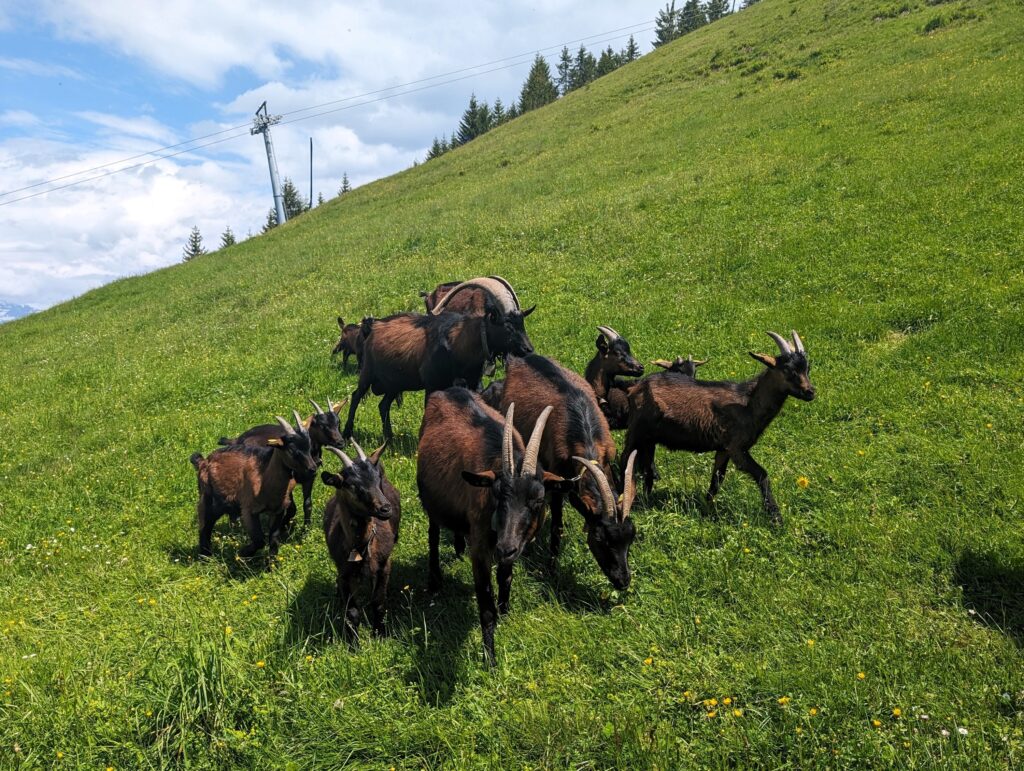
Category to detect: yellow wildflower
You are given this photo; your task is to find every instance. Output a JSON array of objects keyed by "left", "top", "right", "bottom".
[
  {"left": 706, "top": 710, "right": 717, "bottom": 718},
  {"left": 778, "top": 696, "right": 791, "bottom": 705},
  {"left": 643, "top": 657, "right": 653, "bottom": 666},
  {"left": 806, "top": 639, "right": 815, "bottom": 648},
  {"left": 723, "top": 697, "right": 732, "bottom": 705},
  {"left": 797, "top": 476, "right": 810, "bottom": 488},
  {"left": 872, "top": 719, "right": 881, "bottom": 728},
  {"left": 56, "top": 752, "right": 64, "bottom": 759},
  {"left": 256, "top": 661, "right": 265, "bottom": 669},
  {"left": 857, "top": 672, "right": 865, "bottom": 680},
  {"left": 148, "top": 599, "right": 156, "bottom": 606},
  {"left": 224, "top": 626, "right": 232, "bottom": 635},
  {"left": 809, "top": 707, "right": 818, "bottom": 716},
  {"left": 733, "top": 708, "right": 743, "bottom": 717},
  {"left": 892, "top": 708, "right": 901, "bottom": 717}
]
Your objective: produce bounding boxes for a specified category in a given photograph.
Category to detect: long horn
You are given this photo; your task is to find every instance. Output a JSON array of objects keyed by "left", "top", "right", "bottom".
[
  {"left": 431, "top": 277, "right": 519, "bottom": 315},
  {"left": 326, "top": 396, "right": 334, "bottom": 412},
  {"left": 791, "top": 330, "right": 805, "bottom": 354},
  {"left": 767, "top": 331, "right": 792, "bottom": 355},
  {"left": 274, "top": 416, "right": 296, "bottom": 435},
  {"left": 325, "top": 445, "right": 355, "bottom": 469},
  {"left": 309, "top": 398, "right": 325, "bottom": 415},
  {"left": 350, "top": 438, "right": 368, "bottom": 462},
  {"left": 596, "top": 325, "right": 621, "bottom": 342},
  {"left": 292, "top": 409, "right": 304, "bottom": 431},
  {"left": 521, "top": 405, "right": 552, "bottom": 477},
  {"left": 502, "top": 403, "right": 516, "bottom": 477},
  {"left": 572, "top": 456, "right": 617, "bottom": 520},
  {"left": 488, "top": 275, "right": 521, "bottom": 309},
  {"left": 621, "top": 450, "right": 638, "bottom": 522},
  {"left": 689, "top": 355, "right": 709, "bottom": 367}
]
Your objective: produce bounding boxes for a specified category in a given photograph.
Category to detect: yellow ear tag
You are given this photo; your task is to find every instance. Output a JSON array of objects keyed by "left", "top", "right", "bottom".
[{"left": 266, "top": 438, "right": 283, "bottom": 447}]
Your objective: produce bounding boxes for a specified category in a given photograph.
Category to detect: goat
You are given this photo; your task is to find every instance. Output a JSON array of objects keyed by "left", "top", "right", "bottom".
[
  {"left": 419, "top": 276, "right": 520, "bottom": 315},
  {"left": 321, "top": 440, "right": 400, "bottom": 640},
  {"left": 417, "top": 389, "right": 571, "bottom": 663},
  {"left": 191, "top": 411, "right": 318, "bottom": 559},
  {"left": 499, "top": 354, "right": 635, "bottom": 589},
  {"left": 583, "top": 326, "right": 644, "bottom": 430},
  {"left": 651, "top": 355, "right": 708, "bottom": 378},
  {"left": 623, "top": 331, "right": 815, "bottom": 524},
  {"left": 331, "top": 317, "right": 364, "bottom": 369},
  {"left": 218, "top": 398, "right": 347, "bottom": 529},
  {"left": 343, "top": 277, "right": 534, "bottom": 440}
]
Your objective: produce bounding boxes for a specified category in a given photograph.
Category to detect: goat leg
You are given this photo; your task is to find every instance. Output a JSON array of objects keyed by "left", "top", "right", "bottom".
[
  {"left": 729, "top": 448, "right": 782, "bottom": 525},
  {"left": 707, "top": 451, "right": 729, "bottom": 502},
  {"left": 452, "top": 532, "right": 466, "bottom": 558},
  {"left": 378, "top": 393, "right": 397, "bottom": 441},
  {"left": 496, "top": 561, "right": 513, "bottom": 616},
  {"left": 342, "top": 377, "right": 371, "bottom": 439},
  {"left": 197, "top": 495, "right": 216, "bottom": 558},
  {"left": 338, "top": 567, "right": 360, "bottom": 643},
  {"left": 427, "top": 521, "right": 443, "bottom": 591},
  {"left": 471, "top": 551, "right": 498, "bottom": 665},
  {"left": 237, "top": 508, "right": 266, "bottom": 559}
]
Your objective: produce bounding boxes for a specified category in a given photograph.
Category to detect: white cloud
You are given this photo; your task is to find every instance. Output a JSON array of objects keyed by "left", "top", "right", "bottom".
[
  {"left": 0, "top": 55, "right": 82, "bottom": 80},
  {"left": 0, "top": 110, "right": 41, "bottom": 128},
  {"left": 75, "top": 111, "right": 179, "bottom": 144}
]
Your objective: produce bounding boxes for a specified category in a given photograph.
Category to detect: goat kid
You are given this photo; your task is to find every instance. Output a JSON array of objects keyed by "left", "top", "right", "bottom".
[
  {"left": 584, "top": 325, "right": 644, "bottom": 430},
  {"left": 331, "top": 317, "right": 365, "bottom": 369},
  {"left": 321, "top": 440, "right": 400, "bottom": 640},
  {"left": 192, "top": 411, "right": 318, "bottom": 560},
  {"left": 623, "top": 331, "right": 815, "bottom": 524}
]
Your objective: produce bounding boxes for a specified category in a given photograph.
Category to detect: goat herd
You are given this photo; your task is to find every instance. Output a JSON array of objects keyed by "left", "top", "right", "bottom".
[{"left": 190, "top": 277, "right": 816, "bottom": 661}]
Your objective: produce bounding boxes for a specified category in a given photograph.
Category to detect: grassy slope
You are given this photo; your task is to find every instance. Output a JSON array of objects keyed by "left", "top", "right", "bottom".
[{"left": 2, "top": 0, "right": 1023, "bottom": 766}]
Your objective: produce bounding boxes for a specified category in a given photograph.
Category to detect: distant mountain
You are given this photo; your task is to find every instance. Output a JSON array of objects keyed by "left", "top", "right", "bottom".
[{"left": 0, "top": 302, "right": 35, "bottom": 323}]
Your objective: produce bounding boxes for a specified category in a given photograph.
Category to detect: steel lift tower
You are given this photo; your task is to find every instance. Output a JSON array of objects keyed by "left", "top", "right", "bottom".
[{"left": 251, "top": 101, "right": 286, "bottom": 226}]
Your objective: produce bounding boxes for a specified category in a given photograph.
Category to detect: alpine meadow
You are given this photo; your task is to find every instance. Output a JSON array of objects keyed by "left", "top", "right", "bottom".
[{"left": 2, "top": 0, "right": 1023, "bottom": 767}]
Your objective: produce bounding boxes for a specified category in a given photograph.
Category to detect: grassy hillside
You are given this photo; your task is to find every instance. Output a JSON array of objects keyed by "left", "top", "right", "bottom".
[{"left": 2, "top": 0, "right": 1022, "bottom": 766}]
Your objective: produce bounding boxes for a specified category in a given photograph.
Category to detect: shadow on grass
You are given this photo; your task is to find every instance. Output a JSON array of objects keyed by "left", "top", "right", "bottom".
[
  {"left": 954, "top": 550, "right": 1024, "bottom": 646},
  {"left": 285, "top": 572, "right": 342, "bottom": 650},
  {"left": 166, "top": 516, "right": 313, "bottom": 580}
]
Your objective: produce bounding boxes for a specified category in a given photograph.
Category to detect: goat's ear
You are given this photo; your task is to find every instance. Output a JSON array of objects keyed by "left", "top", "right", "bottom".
[
  {"left": 542, "top": 471, "right": 576, "bottom": 492},
  {"left": 332, "top": 399, "right": 347, "bottom": 415},
  {"left": 321, "top": 472, "right": 342, "bottom": 488},
  {"left": 302, "top": 414, "right": 313, "bottom": 429},
  {"left": 337, "top": 316, "right": 345, "bottom": 329},
  {"left": 596, "top": 334, "right": 609, "bottom": 353},
  {"left": 749, "top": 351, "right": 777, "bottom": 369},
  {"left": 462, "top": 470, "right": 497, "bottom": 488},
  {"left": 266, "top": 437, "right": 284, "bottom": 447}
]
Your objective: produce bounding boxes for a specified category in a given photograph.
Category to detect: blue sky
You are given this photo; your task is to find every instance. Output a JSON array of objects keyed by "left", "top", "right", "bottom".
[{"left": 0, "top": 1, "right": 657, "bottom": 309}]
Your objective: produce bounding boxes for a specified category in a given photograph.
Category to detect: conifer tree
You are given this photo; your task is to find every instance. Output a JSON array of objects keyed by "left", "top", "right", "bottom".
[
  {"left": 556, "top": 46, "right": 573, "bottom": 95},
  {"left": 741, "top": 0, "right": 760, "bottom": 7},
  {"left": 570, "top": 46, "right": 598, "bottom": 90},
  {"left": 427, "top": 137, "right": 446, "bottom": 160},
  {"left": 338, "top": 172, "right": 351, "bottom": 195},
  {"left": 182, "top": 226, "right": 206, "bottom": 261},
  {"left": 281, "top": 178, "right": 306, "bottom": 220},
  {"left": 518, "top": 55, "right": 558, "bottom": 113},
  {"left": 653, "top": 1, "right": 680, "bottom": 47},
  {"left": 457, "top": 94, "right": 492, "bottom": 145},
  {"left": 621, "top": 35, "right": 641, "bottom": 63},
  {"left": 705, "top": 0, "right": 731, "bottom": 21},
  {"left": 596, "top": 46, "right": 620, "bottom": 77},
  {"left": 317, "top": 192, "right": 325, "bottom": 206},
  {"left": 262, "top": 209, "right": 277, "bottom": 233},
  {"left": 219, "top": 226, "right": 236, "bottom": 249},
  {"left": 492, "top": 97, "right": 506, "bottom": 125},
  {"left": 678, "top": 0, "right": 707, "bottom": 33},
  {"left": 505, "top": 102, "right": 519, "bottom": 121}
]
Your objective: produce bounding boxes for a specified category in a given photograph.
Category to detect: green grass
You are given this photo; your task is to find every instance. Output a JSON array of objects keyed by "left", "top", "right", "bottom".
[{"left": 1, "top": 0, "right": 1023, "bottom": 766}]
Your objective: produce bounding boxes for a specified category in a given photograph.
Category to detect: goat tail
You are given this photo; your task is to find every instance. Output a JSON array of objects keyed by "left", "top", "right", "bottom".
[
  {"left": 216, "top": 436, "right": 233, "bottom": 446},
  {"left": 189, "top": 452, "right": 205, "bottom": 469}
]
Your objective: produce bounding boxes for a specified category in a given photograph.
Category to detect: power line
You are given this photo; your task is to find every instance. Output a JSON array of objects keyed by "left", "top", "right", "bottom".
[{"left": 0, "top": 24, "right": 654, "bottom": 208}]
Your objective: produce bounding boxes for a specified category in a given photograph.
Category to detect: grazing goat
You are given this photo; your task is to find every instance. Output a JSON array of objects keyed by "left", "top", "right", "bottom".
[
  {"left": 331, "top": 317, "right": 364, "bottom": 369},
  {"left": 343, "top": 277, "right": 535, "bottom": 440},
  {"left": 321, "top": 440, "right": 400, "bottom": 640},
  {"left": 419, "top": 276, "right": 520, "bottom": 315},
  {"left": 191, "top": 412, "right": 318, "bottom": 559},
  {"left": 417, "top": 389, "right": 571, "bottom": 662},
  {"left": 623, "top": 331, "right": 815, "bottom": 524},
  {"left": 583, "top": 326, "right": 644, "bottom": 430},
  {"left": 499, "top": 354, "right": 635, "bottom": 589},
  {"left": 218, "top": 398, "right": 347, "bottom": 528},
  {"left": 651, "top": 355, "right": 708, "bottom": 378}
]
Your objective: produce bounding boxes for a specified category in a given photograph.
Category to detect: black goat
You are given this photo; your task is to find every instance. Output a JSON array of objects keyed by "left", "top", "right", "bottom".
[{"left": 583, "top": 326, "right": 644, "bottom": 430}]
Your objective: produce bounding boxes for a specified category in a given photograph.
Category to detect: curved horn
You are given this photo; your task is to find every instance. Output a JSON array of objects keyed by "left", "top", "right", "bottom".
[
  {"left": 572, "top": 456, "right": 617, "bottom": 520},
  {"left": 596, "top": 325, "right": 621, "bottom": 342},
  {"left": 502, "top": 403, "right": 516, "bottom": 477},
  {"left": 431, "top": 277, "right": 520, "bottom": 315},
  {"left": 791, "top": 330, "right": 805, "bottom": 354},
  {"left": 325, "top": 445, "right": 355, "bottom": 469},
  {"left": 488, "top": 275, "right": 521, "bottom": 309},
  {"left": 291, "top": 409, "right": 304, "bottom": 431},
  {"left": 326, "top": 396, "right": 334, "bottom": 413},
  {"left": 689, "top": 355, "right": 709, "bottom": 367},
  {"left": 350, "top": 438, "right": 368, "bottom": 462},
  {"left": 621, "top": 450, "right": 638, "bottom": 521},
  {"left": 309, "top": 398, "right": 325, "bottom": 415},
  {"left": 651, "top": 359, "right": 673, "bottom": 370},
  {"left": 521, "top": 405, "right": 552, "bottom": 477},
  {"left": 767, "top": 331, "right": 792, "bottom": 355},
  {"left": 274, "top": 416, "right": 296, "bottom": 435}
]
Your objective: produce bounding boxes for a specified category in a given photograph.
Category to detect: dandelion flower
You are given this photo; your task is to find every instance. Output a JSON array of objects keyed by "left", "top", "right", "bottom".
[
  {"left": 857, "top": 672, "right": 865, "bottom": 680},
  {"left": 683, "top": 690, "right": 692, "bottom": 699},
  {"left": 723, "top": 697, "right": 732, "bottom": 705},
  {"left": 148, "top": 599, "right": 156, "bottom": 606},
  {"left": 857, "top": 450, "right": 865, "bottom": 456},
  {"left": 797, "top": 476, "right": 810, "bottom": 489},
  {"left": 809, "top": 707, "right": 818, "bottom": 716},
  {"left": 224, "top": 626, "right": 232, "bottom": 635},
  {"left": 733, "top": 708, "right": 743, "bottom": 717},
  {"left": 806, "top": 639, "right": 815, "bottom": 647},
  {"left": 694, "top": 615, "right": 701, "bottom": 625},
  {"left": 306, "top": 655, "right": 313, "bottom": 663},
  {"left": 778, "top": 696, "right": 791, "bottom": 705},
  {"left": 796, "top": 727, "right": 803, "bottom": 735},
  {"left": 643, "top": 657, "right": 653, "bottom": 666},
  {"left": 56, "top": 752, "right": 64, "bottom": 759},
  {"left": 892, "top": 707, "right": 901, "bottom": 717},
  {"left": 256, "top": 660, "right": 265, "bottom": 669},
  {"left": 872, "top": 719, "right": 882, "bottom": 728},
  {"left": 706, "top": 710, "right": 717, "bottom": 718},
  {"left": 743, "top": 547, "right": 751, "bottom": 554}
]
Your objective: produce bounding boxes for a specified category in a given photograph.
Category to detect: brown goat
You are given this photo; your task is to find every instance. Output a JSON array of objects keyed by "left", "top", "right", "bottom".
[
  {"left": 331, "top": 317, "right": 364, "bottom": 369},
  {"left": 499, "top": 354, "right": 636, "bottom": 589},
  {"left": 419, "top": 276, "right": 520, "bottom": 315},
  {"left": 321, "top": 440, "right": 400, "bottom": 640},
  {"left": 583, "top": 326, "right": 645, "bottom": 430},
  {"left": 343, "top": 278, "right": 535, "bottom": 440},
  {"left": 651, "top": 355, "right": 708, "bottom": 377},
  {"left": 191, "top": 412, "right": 318, "bottom": 559},
  {"left": 417, "top": 388, "right": 570, "bottom": 663},
  {"left": 623, "top": 331, "right": 815, "bottom": 524},
  {"left": 218, "top": 398, "right": 347, "bottom": 528}
]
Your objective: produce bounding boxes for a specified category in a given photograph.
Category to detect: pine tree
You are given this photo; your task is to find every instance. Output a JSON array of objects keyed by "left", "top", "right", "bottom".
[
  {"left": 517, "top": 54, "right": 558, "bottom": 113},
  {"left": 262, "top": 209, "right": 277, "bottom": 233},
  {"left": 705, "top": 0, "right": 731, "bottom": 21},
  {"left": 596, "top": 46, "right": 620, "bottom": 78},
  {"left": 492, "top": 97, "right": 506, "bottom": 125},
  {"left": 570, "top": 46, "right": 598, "bottom": 90},
  {"left": 427, "top": 136, "right": 446, "bottom": 160},
  {"left": 317, "top": 192, "right": 325, "bottom": 206},
  {"left": 338, "top": 172, "right": 351, "bottom": 196},
  {"left": 219, "top": 226, "right": 236, "bottom": 249},
  {"left": 475, "top": 100, "right": 493, "bottom": 135},
  {"left": 621, "top": 35, "right": 641, "bottom": 63},
  {"left": 457, "top": 94, "right": 491, "bottom": 145},
  {"left": 505, "top": 102, "right": 519, "bottom": 121},
  {"left": 182, "top": 226, "right": 206, "bottom": 261},
  {"left": 741, "top": 0, "right": 760, "bottom": 7},
  {"left": 556, "top": 46, "right": 573, "bottom": 95},
  {"left": 281, "top": 178, "right": 306, "bottom": 220},
  {"left": 653, "top": 1, "right": 680, "bottom": 47},
  {"left": 678, "top": 0, "right": 708, "bottom": 33}
]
